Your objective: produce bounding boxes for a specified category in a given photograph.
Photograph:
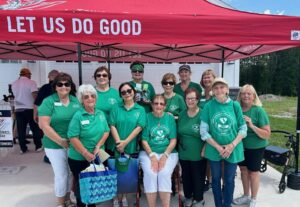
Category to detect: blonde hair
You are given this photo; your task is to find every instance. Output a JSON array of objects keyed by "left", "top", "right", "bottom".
[
  {"left": 237, "top": 84, "right": 262, "bottom": 107},
  {"left": 200, "top": 69, "right": 216, "bottom": 88}
]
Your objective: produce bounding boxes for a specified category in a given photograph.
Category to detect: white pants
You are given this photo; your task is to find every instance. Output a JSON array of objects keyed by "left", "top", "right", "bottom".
[
  {"left": 139, "top": 151, "right": 178, "bottom": 193},
  {"left": 45, "top": 148, "right": 72, "bottom": 197}
]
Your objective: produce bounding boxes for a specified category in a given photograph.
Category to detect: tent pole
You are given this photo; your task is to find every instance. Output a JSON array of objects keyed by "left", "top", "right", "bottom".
[
  {"left": 77, "top": 43, "right": 83, "bottom": 85},
  {"left": 296, "top": 57, "right": 300, "bottom": 173},
  {"left": 221, "top": 49, "right": 225, "bottom": 77}
]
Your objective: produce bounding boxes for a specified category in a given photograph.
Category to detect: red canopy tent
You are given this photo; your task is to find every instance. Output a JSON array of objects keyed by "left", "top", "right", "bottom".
[
  {"left": 1, "top": 0, "right": 300, "bottom": 185},
  {"left": 0, "top": 0, "right": 299, "bottom": 62}
]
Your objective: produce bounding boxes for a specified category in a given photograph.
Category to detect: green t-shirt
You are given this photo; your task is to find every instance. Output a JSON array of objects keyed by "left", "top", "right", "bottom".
[
  {"left": 38, "top": 93, "right": 81, "bottom": 149},
  {"left": 67, "top": 108, "right": 110, "bottom": 160},
  {"left": 201, "top": 98, "right": 245, "bottom": 163},
  {"left": 164, "top": 93, "right": 187, "bottom": 117},
  {"left": 95, "top": 87, "right": 122, "bottom": 151},
  {"left": 129, "top": 80, "right": 155, "bottom": 113},
  {"left": 142, "top": 112, "right": 177, "bottom": 153},
  {"left": 95, "top": 87, "right": 122, "bottom": 118},
  {"left": 174, "top": 81, "right": 202, "bottom": 98},
  {"left": 243, "top": 105, "right": 270, "bottom": 149},
  {"left": 178, "top": 110, "right": 204, "bottom": 161},
  {"left": 109, "top": 103, "right": 146, "bottom": 154},
  {"left": 199, "top": 97, "right": 212, "bottom": 109}
]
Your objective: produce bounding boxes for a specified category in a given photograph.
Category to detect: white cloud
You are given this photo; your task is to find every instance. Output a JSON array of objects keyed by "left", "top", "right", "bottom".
[
  {"left": 264, "top": 9, "right": 271, "bottom": 14},
  {"left": 277, "top": 10, "right": 285, "bottom": 15}
]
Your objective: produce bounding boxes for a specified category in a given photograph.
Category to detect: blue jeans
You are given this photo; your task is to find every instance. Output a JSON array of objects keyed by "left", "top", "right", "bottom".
[{"left": 210, "top": 160, "right": 237, "bottom": 207}]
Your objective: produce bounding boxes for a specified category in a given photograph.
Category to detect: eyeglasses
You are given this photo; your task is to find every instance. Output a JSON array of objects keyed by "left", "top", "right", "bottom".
[
  {"left": 131, "top": 70, "right": 143, "bottom": 73},
  {"left": 96, "top": 74, "right": 108, "bottom": 78},
  {"left": 186, "top": 97, "right": 197, "bottom": 102},
  {"left": 153, "top": 102, "right": 165, "bottom": 106},
  {"left": 162, "top": 81, "right": 175, "bottom": 86},
  {"left": 121, "top": 89, "right": 133, "bottom": 96},
  {"left": 56, "top": 82, "right": 71, "bottom": 87},
  {"left": 83, "top": 94, "right": 96, "bottom": 100}
]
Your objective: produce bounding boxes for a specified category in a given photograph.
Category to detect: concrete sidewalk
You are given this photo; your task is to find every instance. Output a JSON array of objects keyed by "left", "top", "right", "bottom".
[{"left": 0, "top": 144, "right": 299, "bottom": 207}]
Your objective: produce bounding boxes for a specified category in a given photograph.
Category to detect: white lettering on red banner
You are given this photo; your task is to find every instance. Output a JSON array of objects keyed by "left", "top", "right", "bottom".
[{"left": 6, "top": 16, "right": 142, "bottom": 36}]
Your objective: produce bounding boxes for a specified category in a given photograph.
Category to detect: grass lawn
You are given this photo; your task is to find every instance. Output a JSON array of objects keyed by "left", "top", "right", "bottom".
[{"left": 262, "top": 96, "right": 299, "bottom": 172}]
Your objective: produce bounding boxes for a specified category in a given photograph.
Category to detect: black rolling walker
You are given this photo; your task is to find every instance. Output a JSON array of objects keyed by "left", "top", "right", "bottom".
[{"left": 260, "top": 130, "right": 296, "bottom": 193}]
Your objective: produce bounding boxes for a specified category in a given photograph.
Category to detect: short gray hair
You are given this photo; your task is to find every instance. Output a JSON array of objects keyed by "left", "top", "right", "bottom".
[{"left": 77, "top": 84, "right": 97, "bottom": 104}]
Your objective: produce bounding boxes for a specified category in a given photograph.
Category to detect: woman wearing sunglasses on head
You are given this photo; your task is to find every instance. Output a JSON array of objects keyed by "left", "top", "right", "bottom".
[
  {"left": 67, "top": 84, "right": 110, "bottom": 207},
  {"left": 109, "top": 82, "right": 146, "bottom": 207},
  {"left": 93, "top": 66, "right": 122, "bottom": 155},
  {"left": 139, "top": 94, "right": 178, "bottom": 207},
  {"left": 161, "top": 73, "right": 186, "bottom": 119},
  {"left": 38, "top": 72, "right": 80, "bottom": 207}
]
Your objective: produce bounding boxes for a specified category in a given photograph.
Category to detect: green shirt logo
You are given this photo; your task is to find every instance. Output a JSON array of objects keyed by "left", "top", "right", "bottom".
[
  {"left": 192, "top": 124, "right": 200, "bottom": 133},
  {"left": 150, "top": 125, "right": 170, "bottom": 144},
  {"left": 108, "top": 98, "right": 117, "bottom": 105},
  {"left": 212, "top": 112, "right": 234, "bottom": 136},
  {"left": 169, "top": 104, "right": 178, "bottom": 112}
]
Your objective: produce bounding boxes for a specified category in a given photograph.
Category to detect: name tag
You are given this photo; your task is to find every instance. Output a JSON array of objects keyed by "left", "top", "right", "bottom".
[
  {"left": 81, "top": 120, "right": 90, "bottom": 125},
  {"left": 54, "top": 102, "right": 62, "bottom": 106}
]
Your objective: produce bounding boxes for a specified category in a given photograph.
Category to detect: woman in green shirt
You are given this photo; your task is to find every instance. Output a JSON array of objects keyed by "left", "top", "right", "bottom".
[
  {"left": 178, "top": 88, "right": 206, "bottom": 207},
  {"left": 109, "top": 82, "right": 146, "bottom": 207},
  {"left": 38, "top": 73, "right": 79, "bottom": 207},
  {"left": 93, "top": 66, "right": 121, "bottom": 155},
  {"left": 161, "top": 73, "right": 186, "bottom": 119},
  {"left": 140, "top": 94, "right": 178, "bottom": 207},
  {"left": 67, "top": 84, "right": 110, "bottom": 207},
  {"left": 233, "top": 84, "right": 270, "bottom": 207},
  {"left": 199, "top": 69, "right": 216, "bottom": 109},
  {"left": 200, "top": 78, "right": 247, "bottom": 207}
]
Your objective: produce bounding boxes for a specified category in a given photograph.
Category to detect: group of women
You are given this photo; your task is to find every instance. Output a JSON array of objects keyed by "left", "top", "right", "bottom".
[{"left": 37, "top": 63, "right": 270, "bottom": 207}]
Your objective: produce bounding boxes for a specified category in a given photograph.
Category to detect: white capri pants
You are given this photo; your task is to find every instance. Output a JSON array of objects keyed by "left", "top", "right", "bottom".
[
  {"left": 139, "top": 151, "right": 178, "bottom": 193},
  {"left": 45, "top": 148, "right": 72, "bottom": 197}
]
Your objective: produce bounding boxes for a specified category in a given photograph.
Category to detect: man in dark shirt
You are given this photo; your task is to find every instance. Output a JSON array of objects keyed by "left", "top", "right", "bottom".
[{"left": 34, "top": 69, "right": 59, "bottom": 163}]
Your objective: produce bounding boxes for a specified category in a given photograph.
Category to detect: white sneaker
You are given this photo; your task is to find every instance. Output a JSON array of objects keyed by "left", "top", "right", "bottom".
[
  {"left": 113, "top": 198, "right": 121, "bottom": 207},
  {"left": 122, "top": 197, "right": 129, "bottom": 207},
  {"left": 249, "top": 199, "right": 257, "bottom": 207},
  {"left": 184, "top": 198, "right": 193, "bottom": 207},
  {"left": 232, "top": 195, "right": 251, "bottom": 205},
  {"left": 193, "top": 200, "right": 205, "bottom": 207}
]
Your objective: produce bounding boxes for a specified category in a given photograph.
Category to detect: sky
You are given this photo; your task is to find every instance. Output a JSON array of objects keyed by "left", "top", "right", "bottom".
[{"left": 222, "top": 0, "right": 300, "bottom": 16}]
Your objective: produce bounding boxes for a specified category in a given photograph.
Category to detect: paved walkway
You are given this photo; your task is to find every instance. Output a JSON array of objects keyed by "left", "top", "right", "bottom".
[{"left": 0, "top": 144, "right": 299, "bottom": 207}]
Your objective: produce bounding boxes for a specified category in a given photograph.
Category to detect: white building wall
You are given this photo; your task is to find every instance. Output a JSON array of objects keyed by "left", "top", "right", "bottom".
[{"left": 0, "top": 61, "right": 239, "bottom": 98}]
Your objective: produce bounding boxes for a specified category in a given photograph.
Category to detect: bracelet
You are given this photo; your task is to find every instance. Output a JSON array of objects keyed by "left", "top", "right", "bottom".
[
  {"left": 149, "top": 152, "right": 155, "bottom": 158},
  {"left": 232, "top": 142, "right": 236, "bottom": 148},
  {"left": 95, "top": 145, "right": 101, "bottom": 149},
  {"left": 163, "top": 152, "right": 169, "bottom": 158}
]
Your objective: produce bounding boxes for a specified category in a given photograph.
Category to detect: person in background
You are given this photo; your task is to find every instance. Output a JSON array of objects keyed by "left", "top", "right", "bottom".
[
  {"left": 12, "top": 68, "right": 43, "bottom": 153},
  {"left": 38, "top": 73, "right": 79, "bottom": 207},
  {"left": 140, "top": 94, "right": 178, "bottom": 207},
  {"left": 34, "top": 69, "right": 60, "bottom": 163},
  {"left": 199, "top": 69, "right": 216, "bottom": 109},
  {"left": 199, "top": 69, "right": 217, "bottom": 191},
  {"left": 178, "top": 88, "right": 206, "bottom": 207},
  {"left": 200, "top": 77, "right": 247, "bottom": 207},
  {"left": 129, "top": 61, "right": 155, "bottom": 113},
  {"left": 174, "top": 64, "right": 202, "bottom": 98},
  {"left": 109, "top": 82, "right": 146, "bottom": 207},
  {"left": 68, "top": 84, "right": 110, "bottom": 207},
  {"left": 161, "top": 73, "right": 186, "bottom": 119},
  {"left": 233, "top": 84, "right": 271, "bottom": 207},
  {"left": 93, "top": 66, "right": 121, "bottom": 155}
]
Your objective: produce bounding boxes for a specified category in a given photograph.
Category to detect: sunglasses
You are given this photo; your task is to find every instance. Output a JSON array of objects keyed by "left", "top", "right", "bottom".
[
  {"left": 162, "top": 81, "right": 175, "bottom": 86},
  {"left": 153, "top": 102, "right": 165, "bottom": 106},
  {"left": 56, "top": 82, "right": 71, "bottom": 87},
  {"left": 83, "top": 94, "right": 96, "bottom": 100},
  {"left": 96, "top": 74, "right": 108, "bottom": 78},
  {"left": 131, "top": 70, "right": 143, "bottom": 73},
  {"left": 121, "top": 89, "right": 133, "bottom": 96}
]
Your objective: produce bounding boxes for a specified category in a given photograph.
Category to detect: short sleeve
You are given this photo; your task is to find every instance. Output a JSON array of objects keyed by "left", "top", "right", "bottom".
[{"left": 67, "top": 112, "right": 81, "bottom": 139}]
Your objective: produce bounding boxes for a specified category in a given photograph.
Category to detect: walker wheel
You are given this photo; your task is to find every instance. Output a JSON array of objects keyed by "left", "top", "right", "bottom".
[
  {"left": 279, "top": 182, "right": 286, "bottom": 193},
  {"left": 260, "top": 159, "right": 267, "bottom": 173}
]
